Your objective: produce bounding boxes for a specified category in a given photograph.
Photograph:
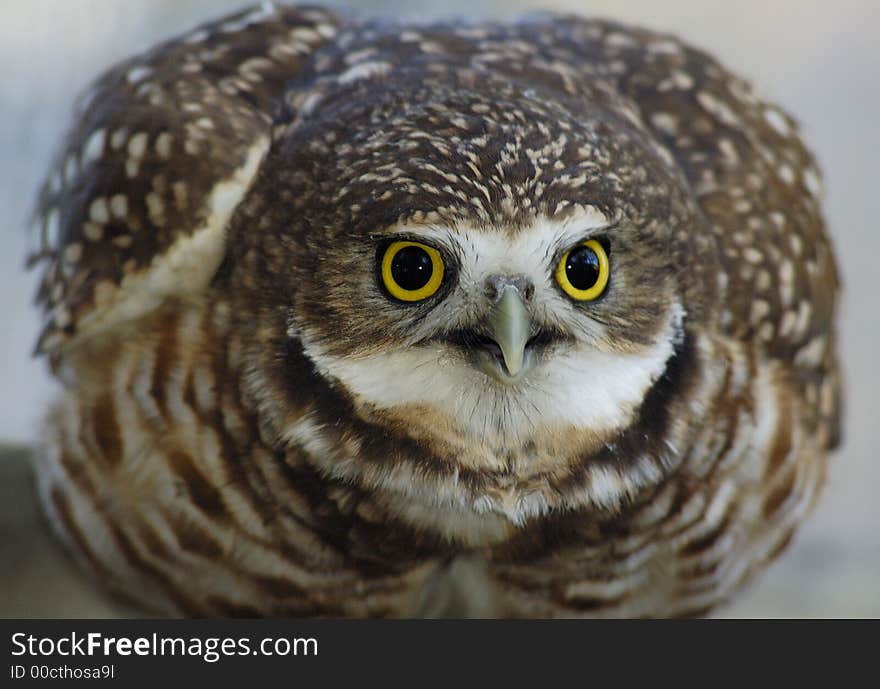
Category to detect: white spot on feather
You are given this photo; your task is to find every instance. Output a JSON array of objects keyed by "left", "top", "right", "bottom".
[
  {"left": 696, "top": 91, "right": 741, "bottom": 128},
  {"left": 45, "top": 209, "right": 60, "bottom": 248},
  {"left": 89, "top": 198, "right": 109, "bottom": 224},
  {"left": 110, "top": 128, "right": 129, "bottom": 150},
  {"left": 155, "top": 132, "right": 173, "bottom": 159},
  {"left": 83, "top": 222, "right": 103, "bottom": 241},
  {"left": 804, "top": 167, "right": 822, "bottom": 198},
  {"left": 127, "top": 132, "right": 148, "bottom": 159},
  {"left": 110, "top": 194, "right": 128, "bottom": 219},
  {"left": 337, "top": 61, "right": 391, "bottom": 85},
  {"left": 80, "top": 129, "right": 105, "bottom": 166},
  {"left": 126, "top": 66, "right": 153, "bottom": 85},
  {"left": 764, "top": 108, "right": 791, "bottom": 137},
  {"left": 184, "top": 29, "right": 209, "bottom": 44},
  {"left": 63, "top": 243, "right": 82, "bottom": 264}
]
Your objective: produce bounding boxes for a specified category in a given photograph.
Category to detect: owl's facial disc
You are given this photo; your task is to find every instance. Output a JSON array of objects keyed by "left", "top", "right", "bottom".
[{"left": 292, "top": 208, "right": 683, "bottom": 446}]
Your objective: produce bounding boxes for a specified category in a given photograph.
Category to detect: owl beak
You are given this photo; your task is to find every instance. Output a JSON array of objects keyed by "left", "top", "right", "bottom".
[{"left": 485, "top": 286, "right": 531, "bottom": 379}]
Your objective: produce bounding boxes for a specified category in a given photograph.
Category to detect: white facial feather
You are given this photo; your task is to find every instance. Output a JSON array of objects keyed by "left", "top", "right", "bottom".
[
  {"left": 409, "top": 207, "right": 612, "bottom": 331},
  {"left": 299, "top": 210, "right": 684, "bottom": 446}
]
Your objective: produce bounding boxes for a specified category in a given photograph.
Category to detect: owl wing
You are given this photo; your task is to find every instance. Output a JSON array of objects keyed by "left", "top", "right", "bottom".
[{"left": 28, "top": 4, "right": 342, "bottom": 358}]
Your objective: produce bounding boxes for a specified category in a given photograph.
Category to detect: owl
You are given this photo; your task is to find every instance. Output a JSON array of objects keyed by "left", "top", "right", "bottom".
[{"left": 28, "top": 3, "right": 842, "bottom": 617}]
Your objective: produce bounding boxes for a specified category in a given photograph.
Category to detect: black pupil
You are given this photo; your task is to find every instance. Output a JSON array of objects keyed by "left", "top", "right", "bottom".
[
  {"left": 391, "top": 246, "right": 433, "bottom": 291},
  {"left": 565, "top": 245, "right": 601, "bottom": 290}
]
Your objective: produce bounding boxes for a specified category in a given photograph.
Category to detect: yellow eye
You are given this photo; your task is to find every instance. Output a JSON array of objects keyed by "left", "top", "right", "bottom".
[
  {"left": 555, "top": 239, "right": 610, "bottom": 301},
  {"left": 380, "top": 240, "right": 445, "bottom": 302}
]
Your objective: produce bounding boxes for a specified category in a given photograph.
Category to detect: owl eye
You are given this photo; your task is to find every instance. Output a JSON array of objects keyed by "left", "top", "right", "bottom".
[
  {"left": 555, "top": 239, "right": 610, "bottom": 301},
  {"left": 380, "top": 240, "right": 445, "bottom": 302}
]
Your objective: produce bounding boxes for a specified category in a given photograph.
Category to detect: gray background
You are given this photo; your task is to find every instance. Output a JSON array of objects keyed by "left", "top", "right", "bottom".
[{"left": 1, "top": 0, "right": 877, "bottom": 617}]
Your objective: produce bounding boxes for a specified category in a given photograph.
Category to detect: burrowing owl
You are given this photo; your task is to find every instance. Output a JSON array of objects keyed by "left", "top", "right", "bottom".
[{"left": 28, "top": 3, "right": 842, "bottom": 617}]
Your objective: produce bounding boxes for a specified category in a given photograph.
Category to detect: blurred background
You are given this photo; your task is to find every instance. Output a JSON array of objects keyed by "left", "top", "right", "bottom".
[{"left": 1, "top": 0, "right": 877, "bottom": 617}]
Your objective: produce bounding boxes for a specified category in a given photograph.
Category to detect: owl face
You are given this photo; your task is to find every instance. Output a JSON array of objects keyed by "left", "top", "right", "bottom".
[
  {"left": 291, "top": 208, "right": 685, "bottom": 446},
  {"left": 242, "top": 73, "right": 704, "bottom": 450}
]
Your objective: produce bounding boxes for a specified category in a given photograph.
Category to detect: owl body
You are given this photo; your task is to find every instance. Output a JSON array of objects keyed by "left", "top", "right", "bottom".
[{"left": 30, "top": 4, "right": 841, "bottom": 617}]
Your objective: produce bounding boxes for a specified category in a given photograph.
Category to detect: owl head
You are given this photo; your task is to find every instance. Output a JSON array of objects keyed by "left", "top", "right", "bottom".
[{"left": 230, "top": 62, "right": 718, "bottom": 514}]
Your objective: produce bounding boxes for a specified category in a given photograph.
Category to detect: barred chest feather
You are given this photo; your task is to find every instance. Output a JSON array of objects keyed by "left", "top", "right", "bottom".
[{"left": 35, "top": 296, "right": 828, "bottom": 617}]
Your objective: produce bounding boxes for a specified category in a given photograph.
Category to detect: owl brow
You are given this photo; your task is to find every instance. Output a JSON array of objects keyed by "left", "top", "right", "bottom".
[
  {"left": 368, "top": 224, "right": 447, "bottom": 243},
  {"left": 380, "top": 225, "right": 465, "bottom": 261},
  {"left": 551, "top": 220, "right": 620, "bottom": 261}
]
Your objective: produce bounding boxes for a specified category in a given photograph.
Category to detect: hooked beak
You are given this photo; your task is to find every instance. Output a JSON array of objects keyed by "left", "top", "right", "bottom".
[{"left": 478, "top": 286, "right": 533, "bottom": 384}]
